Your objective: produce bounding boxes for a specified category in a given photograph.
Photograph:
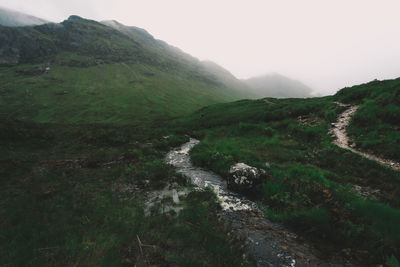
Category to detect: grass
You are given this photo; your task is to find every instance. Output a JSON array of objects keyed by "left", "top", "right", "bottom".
[
  {"left": 0, "top": 120, "right": 254, "bottom": 266},
  {"left": 175, "top": 92, "right": 400, "bottom": 265},
  {"left": 1, "top": 16, "right": 400, "bottom": 265},
  {"left": 0, "top": 17, "right": 260, "bottom": 266},
  {"left": 0, "top": 60, "right": 247, "bottom": 125},
  {"left": 336, "top": 77, "right": 400, "bottom": 161},
  {"left": 0, "top": 15, "right": 254, "bottom": 126}
]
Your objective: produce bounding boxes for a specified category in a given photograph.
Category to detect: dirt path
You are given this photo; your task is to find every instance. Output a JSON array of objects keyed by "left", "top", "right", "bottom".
[
  {"left": 167, "top": 139, "right": 350, "bottom": 266},
  {"left": 331, "top": 103, "right": 400, "bottom": 171}
]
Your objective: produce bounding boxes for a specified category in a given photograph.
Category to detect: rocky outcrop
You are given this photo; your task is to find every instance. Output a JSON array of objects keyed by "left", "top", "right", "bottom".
[
  {"left": 0, "top": 16, "right": 140, "bottom": 65},
  {"left": 0, "top": 25, "right": 58, "bottom": 64},
  {"left": 227, "top": 163, "right": 269, "bottom": 194}
]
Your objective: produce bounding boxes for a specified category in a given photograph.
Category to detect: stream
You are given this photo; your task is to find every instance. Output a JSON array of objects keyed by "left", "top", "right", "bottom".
[{"left": 166, "top": 139, "right": 345, "bottom": 267}]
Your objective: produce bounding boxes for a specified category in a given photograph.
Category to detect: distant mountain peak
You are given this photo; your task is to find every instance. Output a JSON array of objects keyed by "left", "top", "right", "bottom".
[
  {"left": 66, "top": 15, "right": 84, "bottom": 21},
  {"left": 0, "top": 7, "right": 49, "bottom": 27},
  {"left": 244, "top": 73, "right": 313, "bottom": 98}
]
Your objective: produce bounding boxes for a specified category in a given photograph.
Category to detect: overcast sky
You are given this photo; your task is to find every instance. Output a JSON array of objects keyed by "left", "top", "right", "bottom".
[{"left": 1, "top": 0, "right": 400, "bottom": 95}]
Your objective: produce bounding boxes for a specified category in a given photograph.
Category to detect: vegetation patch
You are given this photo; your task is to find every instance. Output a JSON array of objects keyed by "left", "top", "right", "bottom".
[
  {"left": 177, "top": 91, "right": 400, "bottom": 265},
  {"left": 336, "top": 78, "right": 400, "bottom": 161},
  {"left": 0, "top": 120, "right": 253, "bottom": 266}
]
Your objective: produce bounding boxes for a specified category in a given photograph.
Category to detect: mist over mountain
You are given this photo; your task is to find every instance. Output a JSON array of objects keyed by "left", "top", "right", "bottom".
[
  {"left": 101, "top": 20, "right": 248, "bottom": 93},
  {"left": 243, "top": 73, "right": 313, "bottom": 98},
  {"left": 0, "top": 15, "right": 253, "bottom": 124},
  {"left": 0, "top": 7, "right": 49, "bottom": 26},
  {"left": 1, "top": 6, "right": 400, "bottom": 267}
]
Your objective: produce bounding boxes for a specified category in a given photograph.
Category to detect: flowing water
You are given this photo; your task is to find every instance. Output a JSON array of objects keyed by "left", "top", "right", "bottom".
[{"left": 166, "top": 138, "right": 345, "bottom": 266}]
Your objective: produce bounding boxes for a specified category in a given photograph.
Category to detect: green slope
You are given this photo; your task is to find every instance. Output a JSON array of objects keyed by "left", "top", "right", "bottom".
[
  {"left": 175, "top": 78, "right": 400, "bottom": 265},
  {"left": 335, "top": 77, "right": 400, "bottom": 161},
  {"left": 0, "top": 60, "right": 248, "bottom": 124},
  {"left": 0, "top": 16, "right": 251, "bottom": 124}
]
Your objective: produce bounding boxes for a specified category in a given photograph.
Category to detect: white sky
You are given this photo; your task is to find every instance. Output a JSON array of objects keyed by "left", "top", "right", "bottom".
[{"left": 1, "top": 0, "right": 400, "bottom": 95}]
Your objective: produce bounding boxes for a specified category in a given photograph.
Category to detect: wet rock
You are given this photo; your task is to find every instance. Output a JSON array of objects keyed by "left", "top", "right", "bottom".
[
  {"left": 227, "top": 163, "right": 268, "bottom": 194},
  {"left": 172, "top": 189, "right": 180, "bottom": 204}
]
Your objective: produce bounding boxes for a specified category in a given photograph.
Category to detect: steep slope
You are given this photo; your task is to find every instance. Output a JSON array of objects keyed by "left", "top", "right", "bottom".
[
  {"left": 102, "top": 20, "right": 252, "bottom": 96},
  {"left": 0, "top": 16, "right": 250, "bottom": 124},
  {"left": 0, "top": 7, "right": 48, "bottom": 26},
  {"left": 244, "top": 73, "right": 313, "bottom": 98},
  {"left": 200, "top": 60, "right": 252, "bottom": 93}
]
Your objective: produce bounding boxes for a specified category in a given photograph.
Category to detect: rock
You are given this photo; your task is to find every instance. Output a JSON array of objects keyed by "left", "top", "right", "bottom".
[
  {"left": 227, "top": 163, "right": 269, "bottom": 194},
  {"left": 172, "top": 189, "right": 179, "bottom": 204}
]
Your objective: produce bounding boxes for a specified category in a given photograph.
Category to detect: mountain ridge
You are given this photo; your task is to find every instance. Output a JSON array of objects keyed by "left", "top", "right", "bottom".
[
  {"left": 0, "top": 7, "right": 49, "bottom": 27},
  {"left": 0, "top": 15, "right": 253, "bottom": 124}
]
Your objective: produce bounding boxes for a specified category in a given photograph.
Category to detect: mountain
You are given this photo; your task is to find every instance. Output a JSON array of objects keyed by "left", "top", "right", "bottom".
[
  {"left": 0, "top": 7, "right": 49, "bottom": 27},
  {"left": 102, "top": 21, "right": 251, "bottom": 93},
  {"left": 243, "top": 73, "right": 313, "bottom": 98},
  {"left": 200, "top": 60, "right": 251, "bottom": 92},
  {"left": 0, "top": 15, "right": 251, "bottom": 124}
]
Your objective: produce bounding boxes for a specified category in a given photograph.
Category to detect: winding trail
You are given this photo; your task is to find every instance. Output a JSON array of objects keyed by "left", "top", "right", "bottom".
[
  {"left": 167, "top": 139, "right": 348, "bottom": 267},
  {"left": 331, "top": 103, "right": 400, "bottom": 171}
]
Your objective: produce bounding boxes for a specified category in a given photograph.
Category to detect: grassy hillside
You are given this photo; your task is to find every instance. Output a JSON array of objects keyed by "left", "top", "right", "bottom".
[
  {"left": 0, "top": 16, "right": 252, "bottom": 125},
  {"left": 0, "top": 60, "right": 248, "bottom": 125},
  {"left": 2, "top": 11, "right": 399, "bottom": 267},
  {"left": 102, "top": 20, "right": 250, "bottom": 93},
  {"left": 336, "top": 78, "right": 400, "bottom": 161},
  {"left": 174, "top": 80, "right": 400, "bottom": 265}
]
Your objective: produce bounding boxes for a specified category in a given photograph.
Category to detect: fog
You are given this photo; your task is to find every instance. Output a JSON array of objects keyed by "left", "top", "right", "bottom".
[{"left": 1, "top": 0, "right": 400, "bottom": 95}]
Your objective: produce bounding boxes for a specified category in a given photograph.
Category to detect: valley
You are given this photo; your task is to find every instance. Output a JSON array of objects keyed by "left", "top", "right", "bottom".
[{"left": 0, "top": 10, "right": 399, "bottom": 267}]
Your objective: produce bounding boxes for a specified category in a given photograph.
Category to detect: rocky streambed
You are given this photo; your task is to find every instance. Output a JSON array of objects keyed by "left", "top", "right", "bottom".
[{"left": 166, "top": 139, "right": 348, "bottom": 267}]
